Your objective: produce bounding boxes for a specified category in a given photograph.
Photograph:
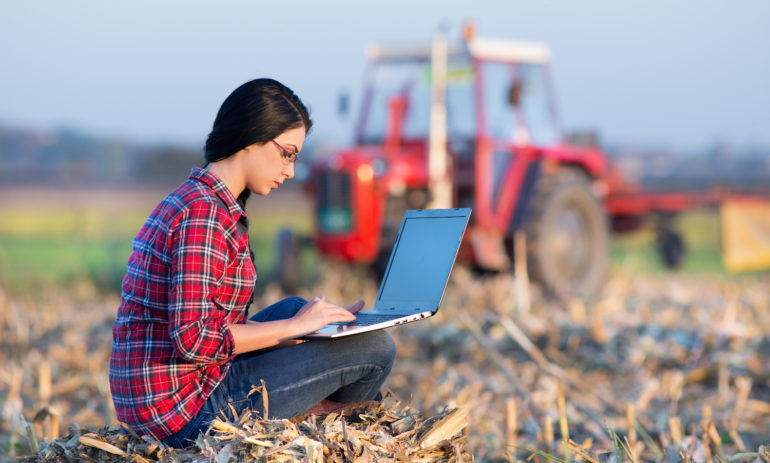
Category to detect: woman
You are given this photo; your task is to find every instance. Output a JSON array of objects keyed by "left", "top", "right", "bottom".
[{"left": 109, "top": 78, "right": 397, "bottom": 448}]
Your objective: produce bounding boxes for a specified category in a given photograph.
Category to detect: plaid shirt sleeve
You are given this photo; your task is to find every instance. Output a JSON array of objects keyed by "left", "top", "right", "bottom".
[{"left": 168, "top": 199, "right": 237, "bottom": 364}]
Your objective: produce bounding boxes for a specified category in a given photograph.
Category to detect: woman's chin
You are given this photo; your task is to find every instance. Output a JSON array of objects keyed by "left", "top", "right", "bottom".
[{"left": 248, "top": 186, "right": 271, "bottom": 196}]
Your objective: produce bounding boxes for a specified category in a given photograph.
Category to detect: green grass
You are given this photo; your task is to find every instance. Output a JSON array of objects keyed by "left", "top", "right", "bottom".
[
  {"left": 0, "top": 236, "right": 130, "bottom": 293},
  {"left": 0, "top": 199, "right": 753, "bottom": 297},
  {"left": 0, "top": 234, "right": 304, "bottom": 295},
  {"left": 0, "top": 205, "right": 147, "bottom": 295},
  {"left": 0, "top": 190, "right": 316, "bottom": 296},
  {"left": 610, "top": 209, "right": 726, "bottom": 274}
]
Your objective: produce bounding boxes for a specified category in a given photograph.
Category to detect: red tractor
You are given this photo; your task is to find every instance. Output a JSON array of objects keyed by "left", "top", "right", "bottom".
[{"left": 278, "top": 27, "right": 724, "bottom": 297}]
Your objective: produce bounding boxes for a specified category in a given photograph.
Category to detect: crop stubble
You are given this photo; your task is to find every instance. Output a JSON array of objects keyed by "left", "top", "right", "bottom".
[{"left": 1, "top": 266, "right": 769, "bottom": 461}]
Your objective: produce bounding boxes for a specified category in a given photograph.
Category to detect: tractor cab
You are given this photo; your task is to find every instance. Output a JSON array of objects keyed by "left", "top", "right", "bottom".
[{"left": 302, "top": 29, "right": 610, "bottom": 297}]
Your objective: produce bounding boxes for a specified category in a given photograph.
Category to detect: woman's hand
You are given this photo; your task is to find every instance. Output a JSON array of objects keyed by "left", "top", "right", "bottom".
[
  {"left": 231, "top": 297, "right": 366, "bottom": 354},
  {"left": 290, "top": 296, "right": 361, "bottom": 335}
]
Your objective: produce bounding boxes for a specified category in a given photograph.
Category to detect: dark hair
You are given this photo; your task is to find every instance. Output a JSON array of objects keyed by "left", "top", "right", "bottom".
[
  {"left": 204, "top": 78, "right": 312, "bottom": 209},
  {"left": 204, "top": 79, "right": 311, "bottom": 305}
]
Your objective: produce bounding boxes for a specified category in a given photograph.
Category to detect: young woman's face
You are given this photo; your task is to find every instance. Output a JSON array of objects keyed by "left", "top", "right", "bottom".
[{"left": 243, "top": 126, "right": 306, "bottom": 196}]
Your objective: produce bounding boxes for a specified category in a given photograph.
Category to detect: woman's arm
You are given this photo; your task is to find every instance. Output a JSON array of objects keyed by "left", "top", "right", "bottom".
[
  {"left": 228, "top": 297, "right": 364, "bottom": 354},
  {"left": 168, "top": 201, "right": 241, "bottom": 364}
]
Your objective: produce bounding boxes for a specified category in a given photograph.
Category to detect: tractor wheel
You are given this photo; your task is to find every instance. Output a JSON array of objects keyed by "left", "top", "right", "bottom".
[
  {"left": 372, "top": 249, "right": 391, "bottom": 283},
  {"left": 276, "top": 228, "right": 301, "bottom": 293},
  {"left": 372, "top": 225, "right": 400, "bottom": 283},
  {"left": 657, "top": 226, "right": 685, "bottom": 269},
  {"left": 525, "top": 168, "right": 609, "bottom": 298}
]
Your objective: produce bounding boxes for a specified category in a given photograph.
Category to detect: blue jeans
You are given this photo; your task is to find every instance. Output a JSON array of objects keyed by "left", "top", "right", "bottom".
[{"left": 162, "top": 297, "right": 396, "bottom": 448}]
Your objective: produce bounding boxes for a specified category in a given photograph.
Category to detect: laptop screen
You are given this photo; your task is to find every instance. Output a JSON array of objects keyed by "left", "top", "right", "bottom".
[{"left": 376, "top": 209, "right": 469, "bottom": 311}]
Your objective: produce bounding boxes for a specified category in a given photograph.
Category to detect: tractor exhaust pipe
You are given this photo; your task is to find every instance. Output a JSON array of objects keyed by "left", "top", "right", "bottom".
[{"left": 427, "top": 31, "right": 452, "bottom": 209}]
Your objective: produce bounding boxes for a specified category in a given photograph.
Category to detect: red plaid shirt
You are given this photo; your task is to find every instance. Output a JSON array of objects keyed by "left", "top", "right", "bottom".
[{"left": 109, "top": 167, "right": 257, "bottom": 439}]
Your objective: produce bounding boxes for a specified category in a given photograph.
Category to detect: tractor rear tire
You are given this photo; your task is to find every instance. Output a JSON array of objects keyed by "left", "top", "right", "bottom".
[
  {"left": 525, "top": 167, "right": 609, "bottom": 298},
  {"left": 276, "top": 228, "right": 301, "bottom": 293}
]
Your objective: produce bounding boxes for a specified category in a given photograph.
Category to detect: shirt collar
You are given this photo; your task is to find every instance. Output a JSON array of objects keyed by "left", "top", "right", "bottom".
[{"left": 189, "top": 166, "right": 246, "bottom": 220}]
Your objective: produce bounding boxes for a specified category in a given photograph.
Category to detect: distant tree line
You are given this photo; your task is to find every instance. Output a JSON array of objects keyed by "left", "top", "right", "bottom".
[
  {"left": 606, "top": 143, "right": 770, "bottom": 193},
  {"left": 1, "top": 124, "right": 768, "bottom": 191},
  {"left": 0, "top": 125, "right": 202, "bottom": 187}
]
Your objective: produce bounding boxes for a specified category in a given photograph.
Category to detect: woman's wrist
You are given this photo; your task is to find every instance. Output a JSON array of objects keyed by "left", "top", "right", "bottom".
[{"left": 229, "top": 318, "right": 300, "bottom": 354}]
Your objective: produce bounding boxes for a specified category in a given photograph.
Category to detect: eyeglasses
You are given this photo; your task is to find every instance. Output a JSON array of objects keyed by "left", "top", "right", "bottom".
[{"left": 271, "top": 140, "right": 298, "bottom": 164}]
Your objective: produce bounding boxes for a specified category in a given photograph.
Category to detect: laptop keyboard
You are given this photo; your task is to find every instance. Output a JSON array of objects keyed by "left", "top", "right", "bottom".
[{"left": 328, "top": 312, "right": 401, "bottom": 326}]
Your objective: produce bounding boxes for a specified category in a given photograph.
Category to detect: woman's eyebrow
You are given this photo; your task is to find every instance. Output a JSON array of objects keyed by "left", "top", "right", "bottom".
[{"left": 287, "top": 144, "right": 299, "bottom": 153}]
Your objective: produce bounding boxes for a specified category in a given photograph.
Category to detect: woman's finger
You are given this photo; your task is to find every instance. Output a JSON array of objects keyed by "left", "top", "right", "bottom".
[
  {"left": 330, "top": 307, "right": 356, "bottom": 320},
  {"left": 346, "top": 300, "right": 365, "bottom": 314}
]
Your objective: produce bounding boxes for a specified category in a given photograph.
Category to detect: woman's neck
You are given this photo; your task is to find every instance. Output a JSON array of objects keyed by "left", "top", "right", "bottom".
[{"left": 207, "top": 157, "right": 245, "bottom": 199}]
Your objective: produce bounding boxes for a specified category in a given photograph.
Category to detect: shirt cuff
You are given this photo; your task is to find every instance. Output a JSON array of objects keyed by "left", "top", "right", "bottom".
[{"left": 220, "top": 322, "right": 236, "bottom": 361}]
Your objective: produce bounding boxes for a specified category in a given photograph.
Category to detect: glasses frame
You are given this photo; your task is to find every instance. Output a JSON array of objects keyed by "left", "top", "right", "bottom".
[{"left": 271, "top": 140, "right": 298, "bottom": 164}]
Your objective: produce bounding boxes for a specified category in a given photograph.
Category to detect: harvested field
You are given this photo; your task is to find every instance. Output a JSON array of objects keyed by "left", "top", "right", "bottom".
[{"left": 1, "top": 267, "right": 769, "bottom": 461}]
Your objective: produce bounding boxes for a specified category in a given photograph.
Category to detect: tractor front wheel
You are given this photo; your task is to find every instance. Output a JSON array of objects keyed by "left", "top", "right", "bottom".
[
  {"left": 276, "top": 228, "right": 301, "bottom": 293},
  {"left": 525, "top": 168, "right": 609, "bottom": 298}
]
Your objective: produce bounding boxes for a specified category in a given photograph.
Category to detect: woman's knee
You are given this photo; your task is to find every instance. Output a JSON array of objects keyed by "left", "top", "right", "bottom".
[{"left": 353, "top": 330, "right": 397, "bottom": 369}]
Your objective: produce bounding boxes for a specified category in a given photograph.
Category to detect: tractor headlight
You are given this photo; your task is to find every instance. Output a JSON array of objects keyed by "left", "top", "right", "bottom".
[{"left": 357, "top": 164, "right": 374, "bottom": 183}]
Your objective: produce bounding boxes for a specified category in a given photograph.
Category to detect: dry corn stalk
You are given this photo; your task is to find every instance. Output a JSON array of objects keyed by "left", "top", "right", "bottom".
[
  {"left": 4, "top": 267, "right": 770, "bottom": 461},
  {"left": 78, "top": 433, "right": 127, "bottom": 456},
  {"left": 417, "top": 408, "right": 468, "bottom": 449}
]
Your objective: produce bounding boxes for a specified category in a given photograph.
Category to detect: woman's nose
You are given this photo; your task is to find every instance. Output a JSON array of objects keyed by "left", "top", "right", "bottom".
[{"left": 283, "top": 162, "right": 295, "bottom": 179}]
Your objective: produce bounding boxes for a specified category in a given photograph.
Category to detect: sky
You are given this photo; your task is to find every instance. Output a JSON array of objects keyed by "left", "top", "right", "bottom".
[{"left": 1, "top": 0, "right": 769, "bottom": 151}]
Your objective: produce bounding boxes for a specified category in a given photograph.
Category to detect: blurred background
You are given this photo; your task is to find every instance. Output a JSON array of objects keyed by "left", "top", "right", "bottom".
[{"left": 1, "top": 1, "right": 769, "bottom": 295}]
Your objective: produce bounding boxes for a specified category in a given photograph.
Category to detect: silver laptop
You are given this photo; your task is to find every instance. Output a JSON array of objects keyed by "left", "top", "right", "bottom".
[{"left": 305, "top": 208, "right": 471, "bottom": 339}]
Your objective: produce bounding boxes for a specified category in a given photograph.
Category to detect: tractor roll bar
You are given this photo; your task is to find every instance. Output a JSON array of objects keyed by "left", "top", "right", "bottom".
[{"left": 365, "top": 37, "right": 550, "bottom": 65}]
